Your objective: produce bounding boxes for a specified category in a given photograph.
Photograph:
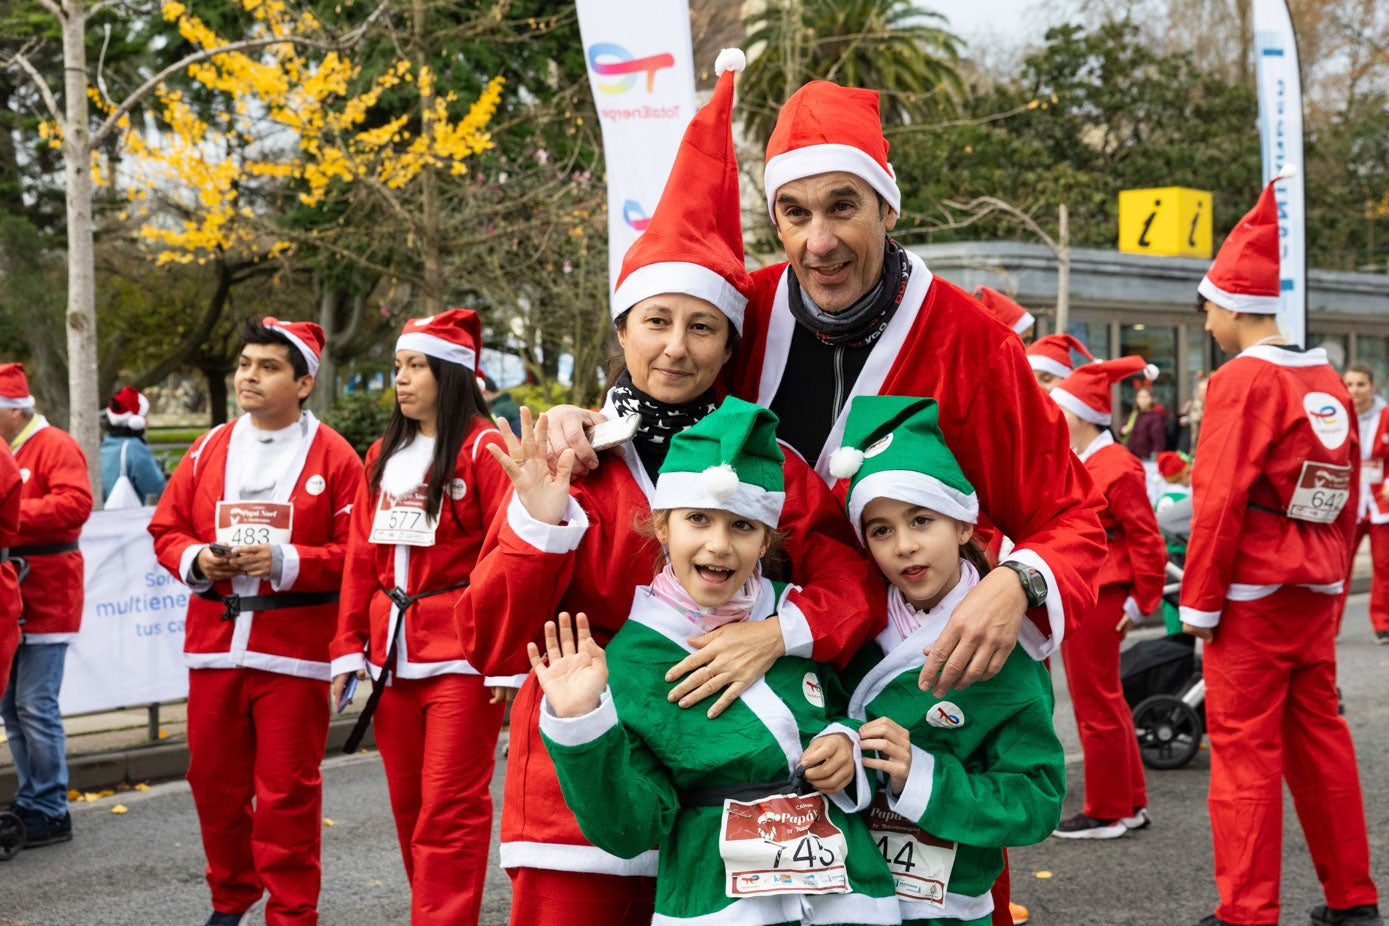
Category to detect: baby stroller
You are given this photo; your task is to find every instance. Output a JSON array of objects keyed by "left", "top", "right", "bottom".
[{"left": 1122, "top": 502, "right": 1206, "bottom": 770}]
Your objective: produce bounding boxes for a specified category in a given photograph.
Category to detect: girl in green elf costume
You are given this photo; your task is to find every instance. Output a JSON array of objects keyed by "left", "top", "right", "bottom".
[
  {"left": 531, "top": 396, "right": 899, "bottom": 925},
  {"left": 829, "top": 395, "right": 1066, "bottom": 926}
]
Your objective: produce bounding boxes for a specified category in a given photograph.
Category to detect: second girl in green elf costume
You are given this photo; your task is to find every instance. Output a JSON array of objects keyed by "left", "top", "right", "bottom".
[
  {"left": 531, "top": 397, "right": 898, "bottom": 925},
  {"left": 829, "top": 395, "right": 1066, "bottom": 926}
]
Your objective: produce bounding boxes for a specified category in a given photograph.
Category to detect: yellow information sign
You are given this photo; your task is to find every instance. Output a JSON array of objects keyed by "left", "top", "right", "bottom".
[{"left": 1118, "top": 187, "right": 1212, "bottom": 258}]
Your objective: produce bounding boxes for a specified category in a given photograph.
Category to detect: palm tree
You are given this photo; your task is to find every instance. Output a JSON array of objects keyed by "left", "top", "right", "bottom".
[{"left": 739, "top": 0, "right": 965, "bottom": 147}]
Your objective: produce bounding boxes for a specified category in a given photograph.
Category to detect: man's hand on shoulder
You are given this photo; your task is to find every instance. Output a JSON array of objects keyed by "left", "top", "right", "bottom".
[{"left": 918, "top": 567, "right": 1025, "bottom": 697}]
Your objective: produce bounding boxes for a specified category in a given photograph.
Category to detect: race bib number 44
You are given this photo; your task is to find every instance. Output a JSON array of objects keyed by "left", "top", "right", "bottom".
[
  {"left": 719, "top": 793, "right": 849, "bottom": 898},
  {"left": 1287, "top": 461, "right": 1352, "bottom": 523},
  {"left": 216, "top": 501, "right": 293, "bottom": 546},
  {"left": 370, "top": 487, "right": 437, "bottom": 547},
  {"left": 867, "top": 793, "right": 957, "bottom": 906}
]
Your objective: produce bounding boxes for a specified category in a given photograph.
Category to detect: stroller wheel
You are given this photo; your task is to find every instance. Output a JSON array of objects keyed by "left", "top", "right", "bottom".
[
  {"left": 1133, "top": 694, "right": 1203, "bottom": 770},
  {"left": 0, "top": 811, "right": 25, "bottom": 860}
]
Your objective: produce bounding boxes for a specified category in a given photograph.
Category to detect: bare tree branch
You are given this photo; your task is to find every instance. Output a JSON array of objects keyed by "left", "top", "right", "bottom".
[
  {"left": 2, "top": 48, "right": 64, "bottom": 124},
  {"left": 941, "top": 196, "right": 1060, "bottom": 253},
  {"left": 32, "top": 0, "right": 62, "bottom": 19}
]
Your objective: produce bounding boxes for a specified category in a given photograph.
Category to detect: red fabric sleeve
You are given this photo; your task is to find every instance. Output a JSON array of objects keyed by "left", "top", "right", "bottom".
[
  {"left": 330, "top": 444, "right": 379, "bottom": 663},
  {"left": 16, "top": 432, "right": 92, "bottom": 543},
  {"left": 147, "top": 430, "right": 215, "bottom": 581},
  {"left": 283, "top": 433, "right": 362, "bottom": 591},
  {"left": 1110, "top": 463, "right": 1168, "bottom": 613}
]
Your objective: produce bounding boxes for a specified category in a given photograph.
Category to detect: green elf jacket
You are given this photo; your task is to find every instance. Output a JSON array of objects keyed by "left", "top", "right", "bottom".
[
  {"left": 541, "top": 578, "right": 900, "bottom": 925},
  {"left": 844, "top": 563, "right": 1066, "bottom": 926}
]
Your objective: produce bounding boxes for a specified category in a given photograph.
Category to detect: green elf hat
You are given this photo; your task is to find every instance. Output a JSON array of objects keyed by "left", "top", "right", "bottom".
[
  {"left": 652, "top": 396, "right": 786, "bottom": 527},
  {"left": 829, "top": 395, "right": 979, "bottom": 539}
]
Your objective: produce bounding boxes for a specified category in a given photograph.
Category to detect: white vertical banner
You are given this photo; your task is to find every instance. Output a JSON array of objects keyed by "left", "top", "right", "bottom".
[
  {"left": 1252, "top": 0, "right": 1307, "bottom": 347},
  {"left": 576, "top": 0, "right": 696, "bottom": 301}
]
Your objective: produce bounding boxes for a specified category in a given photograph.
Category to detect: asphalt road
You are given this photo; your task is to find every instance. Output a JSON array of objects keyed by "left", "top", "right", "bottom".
[{"left": 3, "top": 599, "right": 1387, "bottom": 926}]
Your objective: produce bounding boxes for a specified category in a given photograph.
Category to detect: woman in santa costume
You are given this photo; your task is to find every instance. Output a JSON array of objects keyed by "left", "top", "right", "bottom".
[
  {"left": 1336, "top": 362, "right": 1389, "bottom": 641},
  {"left": 832, "top": 395, "right": 1064, "bottom": 926},
  {"left": 1025, "top": 334, "right": 1094, "bottom": 394},
  {"left": 148, "top": 319, "right": 363, "bottom": 926},
  {"left": 1048, "top": 356, "right": 1166, "bottom": 840},
  {"left": 458, "top": 50, "right": 881, "bottom": 926},
  {"left": 1181, "top": 168, "right": 1380, "bottom": 926},
  {"left": 329, "top": 309, "right": 510, "bottom": 925},
  {"left": 533, "top": 398, "right": 898, "bottom": 926}
]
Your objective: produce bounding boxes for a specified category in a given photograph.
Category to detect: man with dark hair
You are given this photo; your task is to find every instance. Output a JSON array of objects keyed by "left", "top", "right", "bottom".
[
  {"left": 0, "top": 362, "right": 92, "bottom": 849},
  {"left": 1340, "top": 361, "right": 1389, "bottom": 641},
  {"left": 149, "top": 318, "right": 363, "bottom": 926}
]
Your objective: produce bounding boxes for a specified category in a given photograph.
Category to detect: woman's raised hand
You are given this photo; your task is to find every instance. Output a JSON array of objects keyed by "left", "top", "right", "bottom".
[
  {"left": 487, "top": 407, "right": 577, "bottom": 526},
  {"left": 528, "top": 612, "right": 609, "bottom": 719}
]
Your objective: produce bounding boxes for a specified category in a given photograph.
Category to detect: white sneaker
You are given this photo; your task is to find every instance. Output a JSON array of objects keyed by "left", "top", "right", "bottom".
[
  {"left": 1052, "top": 812, "right": 1128, "bottom": 839},
  {"left": 1121, "top": 807, "right": 1152, "bottom": 830}
]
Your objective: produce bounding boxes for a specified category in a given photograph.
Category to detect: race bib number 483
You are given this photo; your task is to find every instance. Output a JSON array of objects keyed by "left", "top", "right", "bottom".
[
  {"left": 719, "top": 793, "right": 849, "bottom": 898},
  {"left": 1287, "top": 461, "right": 1352, "bottom": 523},
  {"left": 216, "top": 501, "right": 293, "bottom": 546}
]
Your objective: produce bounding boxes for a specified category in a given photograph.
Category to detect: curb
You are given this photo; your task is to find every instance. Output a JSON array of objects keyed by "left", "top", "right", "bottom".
[{"left": 1, "top": 714, "right": 376, "bottom": 796}]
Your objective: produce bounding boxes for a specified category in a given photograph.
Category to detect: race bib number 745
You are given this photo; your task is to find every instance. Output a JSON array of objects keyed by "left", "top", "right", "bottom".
[{"left": 719, "top": 793, "right": 849, "bottom": 898}]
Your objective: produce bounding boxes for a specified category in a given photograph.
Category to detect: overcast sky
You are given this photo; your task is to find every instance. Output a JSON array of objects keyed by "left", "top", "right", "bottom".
[{"left": 929, "top": 0, "right": 1080, "bottom": 55}]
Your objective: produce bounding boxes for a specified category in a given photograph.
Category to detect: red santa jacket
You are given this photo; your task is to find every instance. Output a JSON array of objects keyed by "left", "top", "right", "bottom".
[
  {"left": 1078, "top": 433, "right": 1167, "bottom": 614},
  {"left": 0, "top": 442, "right": 21, "bottom": 684},
  {"left": 148, "top": 413, "right": 362, "bottom": 680},
  {"left": 330, "top": 418, "right": 509, "bottom": 681},
  {"left": 458, "top": 438, "right": 883, "bottom": 874},
  {"left": 11, "top": 418, "right": 92, "bottom": 642},
  {"left": 1180, "top": 345, "right": 1360, "bottom": 627},
  {"left": 1356, "top": 400, "right": 1389, "bottom": 524},
  {"left": 728, "top": 255, "right": 1106, "bottom": 656}
]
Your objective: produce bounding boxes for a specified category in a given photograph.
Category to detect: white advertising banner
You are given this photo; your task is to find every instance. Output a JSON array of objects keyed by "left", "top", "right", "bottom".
[
  {"left": 576, "top": 0, "right": 696, "bottom": 301},
  {"left": 59, "top": 508, "right": 189, "bottom": 715},
  {"left": 1253, "top": 0, "right": 1307, "bottom": 347}
]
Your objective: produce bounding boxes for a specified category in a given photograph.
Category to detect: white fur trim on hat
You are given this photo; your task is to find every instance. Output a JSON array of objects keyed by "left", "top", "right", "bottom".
[
  {"left": 847, "top": 470, "right": 978, "bottom": 542},
  {"left": 396, "top": 332, "right": 478, "bottom": 370},
  {"left": 1051, "top": 386, "right": 1111, "bottom": 427},
  {"left": 1198, "top": 276, "right": 1280, "bottom": 315},
  {"left": 0, "top": 395, "right": 34, "bottom": 410},
  {"left": 765, "top": 143, "right": 901, "bottom": 217},
  {"left": 108, "top": 393, "right": 151, "bottom": 430},
  {"left": 1013, "top": 310, "right": 1036, "bottom": 336},
  {"left": 715, "top": 48, "right": 745, "bottom": 75},
  {"left": 828, "top": 446, "right": 865, "bottom": 480},
  {"left": 1028, "top": 355, "right": 1072, "bottom": 379},
  {"left": 612, "top": 262, "right": 748, "bottom": 334},
  {"left": 267, "top": 323, "right": 321, "bottom": 377},
  {"left": 651, "top": 471, "right": 785, "bottom": 527}
]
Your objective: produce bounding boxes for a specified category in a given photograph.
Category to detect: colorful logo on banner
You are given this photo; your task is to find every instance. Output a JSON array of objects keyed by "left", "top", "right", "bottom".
[
  {"left": 587, "top": 42, "right": 676, "bottom": 94},
  {"left": 622, "top": 199, "right": 652, "bottom": 231}
]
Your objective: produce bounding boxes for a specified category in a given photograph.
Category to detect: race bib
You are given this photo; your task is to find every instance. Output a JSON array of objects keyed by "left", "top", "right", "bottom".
[
  {"left": 866, "top": 792, "right": 957, "bottom": 906},
  {"left": 216, "top": 500, "right": 293, "bottom": 546},
  {"left": 719, "top": 792, "right": 849, "bottom": 898},
  {"left": 369, "top": 486, "right": 437, "bottom": 547},
  {"left": 1363, "top": 460, "right": 1383, "bottom": 486},
  {"left": 1287, "top": 461, "right": 1352, "bottom": 523}
]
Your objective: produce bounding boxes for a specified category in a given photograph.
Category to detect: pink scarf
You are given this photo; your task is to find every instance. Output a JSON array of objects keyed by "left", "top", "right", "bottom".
[
  {"left": 886, "top": 559, "right": 977, "bottom": 640},
  {"left": 649, "top": 564, "right": 761, "bottom": 633}
]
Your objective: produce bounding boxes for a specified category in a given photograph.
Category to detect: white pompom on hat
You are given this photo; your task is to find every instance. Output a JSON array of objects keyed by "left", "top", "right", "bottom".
[{"left": 108, "top": 386, "right": 151, "bottom": 431}]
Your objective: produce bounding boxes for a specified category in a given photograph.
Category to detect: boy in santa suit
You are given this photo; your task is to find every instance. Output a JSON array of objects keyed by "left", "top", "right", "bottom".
[
  {"left": 148, "top": 319, "right": 363, "bottom": 926},
  {"left": 1337, "top": 362, "right": 1389, "bottom": 641},
  {"left": 1181, "top": 170, "right": 1380, "bottom": 926},
  {"left": 0, "top": 362, "right": 92, "bottom": 848},
  {"left": 1048, "top": 356, "right": 1166, "bottom": 839},
  {"left": 973, "top": 286, "right": 1035, "bottom": 342}
]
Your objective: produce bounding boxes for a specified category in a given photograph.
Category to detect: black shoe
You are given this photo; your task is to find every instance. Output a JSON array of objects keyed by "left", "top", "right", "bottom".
[
  {"left": 1376, "top": 630, "right": 1389, "bottom": 645},
  {"left": 1052, "top": 811, "right": 1127, "bottom": 839},
  {"left": 1310, "top": 904, "right": 1384, "bottom": 925},
  {"left": 16, "top": 808, "right": 72, "bottom": 848},
  {"left": 204, "top": 912, "right": 245, "bottom": 926},
  {"left": 1196, "top": 916, "right": 1274, "bottom": 926}
]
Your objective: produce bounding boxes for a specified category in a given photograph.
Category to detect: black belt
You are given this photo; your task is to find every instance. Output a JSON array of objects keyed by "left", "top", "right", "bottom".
[
  {"left": 680, "top": 766, "right": 815, "bottom": 808},
  {"left": 342, "top": 579, "right": 471, "bottom": 754},
  {"left": 1247, "top": 501, "right": 1287, "bottom": 518},
  {"left": 195, "top": 589, "right": 340, "bottom": 622},
  {"left": 10, "top": 541, "right": 79, "bottom": 557},
  {"left": 0, "top": 547, "right": 7, "bottom": 564}
]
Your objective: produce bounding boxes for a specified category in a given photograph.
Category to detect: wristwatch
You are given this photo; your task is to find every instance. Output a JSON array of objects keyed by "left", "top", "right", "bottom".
[{"left": 1000, "top": 561, "right": 1048, "bottom": 609}]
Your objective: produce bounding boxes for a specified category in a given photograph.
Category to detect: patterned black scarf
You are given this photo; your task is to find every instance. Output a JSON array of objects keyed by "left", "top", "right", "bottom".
[
  {"left": 786, "top": 238, "right": 910, "bottom": 348},
  {"left": 608, "top": 370, "right": 718, "bottom": 480}
]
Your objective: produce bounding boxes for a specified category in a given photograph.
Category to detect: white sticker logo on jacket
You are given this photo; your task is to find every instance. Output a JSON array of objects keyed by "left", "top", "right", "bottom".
[
  {"left": 864, "top": 433, "right": 894, "bottom": 459},
  {"left": 802, "top": 672, "right": 825, "bottom": 707},
  {"left": 448, "top": 477, "right": 467, "bottom": 500},
  {"left": 18, "top": 468, "right": 30, "bottom": 483},
  {"left": 305, "top": 474, "right": 326, "bottom": 496},
  {"left": 926, "top": 701, "right": 965, "bottom": 729},
  {"left": 1303, "top": 393, "right": 1350, "bottom": 450}
]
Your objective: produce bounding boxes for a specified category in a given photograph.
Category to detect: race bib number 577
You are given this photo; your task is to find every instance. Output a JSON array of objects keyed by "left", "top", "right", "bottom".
[{"left": 719, "top": 793, "right": 849, "bottom": 898}]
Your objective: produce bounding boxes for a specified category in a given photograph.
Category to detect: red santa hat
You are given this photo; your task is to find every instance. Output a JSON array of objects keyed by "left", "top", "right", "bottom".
[
  {"left": 973, "top": 286, "right": 1035, "bottom": 336},
  {"left": 1051, "top": 355, "right": 1159, "bottom": 427},
  {"left": 1198, "top": 164, "right": 1296, "bottom": 315},
  {"left": 1026, "top": 334, "right": 1095, "bottom": 379},
  {"left": 397, "top": 308, "right": 481, "bottom": 371},
  {"left": 262, "top": 317, "right": 324, "bottom": 377},
  {"left": 763, "top": 79, "right": 901, "bottom": 217},
  {"left": 107, "top": 386, "right": 150, "bottom": 431},
  {"left": 612, "top": 49, "right": 753, "bottom": 334},
  {"left": 0, "top": 363, "right": 34, "bottom": 410},
  {"left": 1157, "top": 450, "right": 1191, "bottom": 479}
]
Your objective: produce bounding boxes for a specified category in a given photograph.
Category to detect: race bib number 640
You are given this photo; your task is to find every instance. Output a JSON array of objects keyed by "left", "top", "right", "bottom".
[{"left": 719, "top": 793, "right": 849, "bottom": 898}]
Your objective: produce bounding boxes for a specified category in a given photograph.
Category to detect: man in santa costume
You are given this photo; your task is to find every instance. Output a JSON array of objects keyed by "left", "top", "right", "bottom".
[
  {"left": 0, "top": 362, "right": 92, "bottom": 849},
  {"left": 973, "top": 285, "right": 1035, "bottom": 342},
  {"left": 1048, "top": 356, "right": 1166, "bottom": 839},
  {"left": 1026, "top": 334, "right": 1095, "bottom": 394},
  {"left": 1337, "top": 362, "right": 1389, "bottom": 641},
  {"left": 148, "top": 319, "right": 363, "bottom": 926},
  {"left": 1181, "top": 169, "right": 1381, "bottom": 926}
]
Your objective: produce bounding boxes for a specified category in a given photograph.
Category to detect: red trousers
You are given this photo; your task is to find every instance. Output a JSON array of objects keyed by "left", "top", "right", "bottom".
[
  {"left": 187, "top": 668, "right": 329, "bottom": 926},
  {"left": 1205, "top": 586, "right": 1378, "bottom": 924},
  {"left": 989, "top": 849, "right": 1013, "bottom": 925},
  {"left": 507, "top": 867, "right": 656, "bottom": 926},
  {"left": 373, "top": 673, "right": 504, "bottom": 925},
  {"left": 1060, "top": 583, "right": 1147, "bottom": 820},
  {"left": 1335, "top": 519, "right": 1389, "bottom": 634}
]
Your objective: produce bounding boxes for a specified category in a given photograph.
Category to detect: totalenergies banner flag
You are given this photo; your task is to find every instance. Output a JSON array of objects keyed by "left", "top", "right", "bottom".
[
  {"left": 576, "top": 0, "right": 696, "bottom": 301},
  {"left": 1253, "top": 0, "right": 1307, "bottom": 346}
]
